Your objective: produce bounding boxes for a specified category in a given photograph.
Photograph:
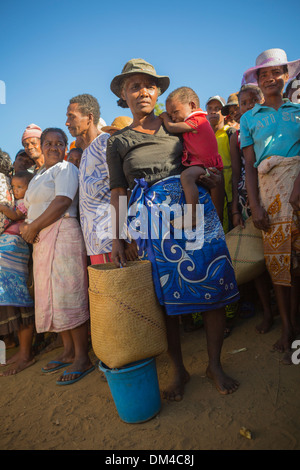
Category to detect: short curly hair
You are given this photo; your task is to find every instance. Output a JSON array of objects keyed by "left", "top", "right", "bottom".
[
  {"left": 0, "top": 148, "right": 13, "bottom": 176},
  {"left": 238, "top": 84, "right": 264, "bottom": 102},
  {"left": 69, "top": 93, "right": 100, "bottom": 124},
  {"left": 166, "top": 86, "right": 200, "bottom": 108},
  {"left": 40, "top": 128, "right": 68, "bottom": 147}
]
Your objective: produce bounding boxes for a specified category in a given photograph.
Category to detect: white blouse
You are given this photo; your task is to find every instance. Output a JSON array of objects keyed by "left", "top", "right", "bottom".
[{"left": 24, "top": 160, "right": 79, "bottom": 222}]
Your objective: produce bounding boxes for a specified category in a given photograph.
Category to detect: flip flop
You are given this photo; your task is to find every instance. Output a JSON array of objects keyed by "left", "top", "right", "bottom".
[
  {"left": 56, "top": 365, "right": 95, "bottom": 385},
  {"left": 41, "top": 360, "right": 72, "bottom": 373}
]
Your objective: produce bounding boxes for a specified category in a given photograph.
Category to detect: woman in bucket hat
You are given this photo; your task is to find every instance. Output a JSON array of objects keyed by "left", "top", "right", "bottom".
[
  {"left": 106, "top": 58, "right": 240, "bottom": 399},
  {"left": 240, "top": 48, "right": 300, "bottom": 363}
]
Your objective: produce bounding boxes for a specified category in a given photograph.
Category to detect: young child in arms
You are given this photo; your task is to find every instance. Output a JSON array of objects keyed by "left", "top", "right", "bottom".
[
  {"left": 160, "top": 87, "right": 224, "bottom": 228},
  {"left": 0, "top": 171, "right": 33, "bottom": 235}
]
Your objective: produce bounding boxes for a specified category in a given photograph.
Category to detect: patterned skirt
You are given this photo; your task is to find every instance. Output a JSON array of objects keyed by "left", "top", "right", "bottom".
[
  {"left": 0, "top": 233, "right": 34, "bottom": 335},
  {"left": 127, "top": 176, "right": 239, "bottom": 315},
  {"left": 258, "top": 155, "right": 300, "bottom": 286}
]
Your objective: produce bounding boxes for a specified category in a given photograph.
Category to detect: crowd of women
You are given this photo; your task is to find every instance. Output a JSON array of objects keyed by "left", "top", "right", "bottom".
[{"left": 0, "top": 47, "right": 299, "bottom": 401}]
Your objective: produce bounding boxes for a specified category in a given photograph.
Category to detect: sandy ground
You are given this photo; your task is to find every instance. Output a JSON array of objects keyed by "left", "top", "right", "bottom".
[{"left": 1, "top": 310, "right": 300, "bottom": 452}]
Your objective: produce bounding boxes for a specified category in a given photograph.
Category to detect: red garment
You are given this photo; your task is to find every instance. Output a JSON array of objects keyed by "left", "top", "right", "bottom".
[
  {"left": 90, "top": 253, "right": 112, "bottom": 265},
  {"left": 182, "top": 109, "right": 223, "bottom": 170}
]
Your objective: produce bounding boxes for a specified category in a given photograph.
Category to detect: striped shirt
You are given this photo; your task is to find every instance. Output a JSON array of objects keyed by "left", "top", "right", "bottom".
[{"left": 78, "top": 133, "right": 112, "bottom": 256}]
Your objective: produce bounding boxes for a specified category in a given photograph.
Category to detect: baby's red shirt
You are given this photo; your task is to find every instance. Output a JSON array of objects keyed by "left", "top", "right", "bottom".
[{"left": 182, "top": 109, "right": 223, "bottom": 170}]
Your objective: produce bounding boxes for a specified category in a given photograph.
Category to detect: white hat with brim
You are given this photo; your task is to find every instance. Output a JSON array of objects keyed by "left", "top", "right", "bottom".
[
  {"left": 242, "top": 48, "right": 300, "bottom": 85},
  {"left": 205, "top": 95, "right": 226, "bottom": 109}
]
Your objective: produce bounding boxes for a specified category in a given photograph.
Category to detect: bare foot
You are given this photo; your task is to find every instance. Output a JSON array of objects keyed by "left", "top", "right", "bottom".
[
  {"left": 0, "top": 357, "right": 36, "bottom": 376},
  {"left": 0, "top": 350, "right": 21, "bottom": 367},
  {"left": 272, "top": 330, "right": 293, "bottom": 353},
  {"left": 281, "top": 350, "right": 293, "bottom": 365},
  {"left": 206, "top": 365, "right": 239, "bottom": 395},
  {"left": 256, "top": 316, "right": 273, "bottom": 334},
  {"left": 162, "top": 368, "right": 190, "bottom": 402},
  {"left": 3, "top": 334, "right": 17, "bottom": 349}
]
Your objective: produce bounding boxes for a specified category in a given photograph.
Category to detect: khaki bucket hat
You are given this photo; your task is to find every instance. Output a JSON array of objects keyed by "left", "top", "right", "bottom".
[
  {"left": 110, "top": 58, "right": 170, "bottom": 98},
  {"left": 221, "top": 93, "right": 239, "bottom": 116}
]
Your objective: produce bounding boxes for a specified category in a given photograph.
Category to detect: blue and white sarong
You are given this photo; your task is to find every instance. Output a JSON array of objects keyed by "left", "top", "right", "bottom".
[
  {"left": 127, "top": 176, "right": 239, "bottom": 316},
  {"left": 0, "top": 234, "right": 34, "bottom": 307}
]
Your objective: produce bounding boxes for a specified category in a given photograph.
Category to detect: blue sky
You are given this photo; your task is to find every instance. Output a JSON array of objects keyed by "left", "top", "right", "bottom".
[{"left": 1, "top": 0, "right": 299, "bottom": 161}]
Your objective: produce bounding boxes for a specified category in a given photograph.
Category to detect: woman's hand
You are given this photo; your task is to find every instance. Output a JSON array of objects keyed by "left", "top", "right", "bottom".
[
  {"left": 198, "top": 167, "right": 221, "bottom": 189},
  {"left": 19, "top": 221, "right": 40, "bottom": 244},
  {"left": 111, "top": 239, "right": 128, "bottom": 268},
  {"left": 124, "top": 240, "right": 139, "bottom": 261},
  {"left": 251, "top": 204, "right": 270, "bottom": 232},
  {"left": 232, "top": 212, "right": 245, "bottom": 228}
]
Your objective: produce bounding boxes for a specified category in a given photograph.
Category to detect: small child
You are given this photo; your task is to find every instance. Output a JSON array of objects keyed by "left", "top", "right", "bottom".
[
  {"left": 67, "top": 147, "right": 83, "bottom": 169},
  {"left": 160, "top": 86, "right": 224, "bottom": 228},
  {"left": 0, "top": 149, "right": 14, "bottom": 234},
  {"left": 0, "top": 171, "right": 33, "bottom": 236},
  {"left": 231, "top": 85, "right": 264, "bottom": 227}
]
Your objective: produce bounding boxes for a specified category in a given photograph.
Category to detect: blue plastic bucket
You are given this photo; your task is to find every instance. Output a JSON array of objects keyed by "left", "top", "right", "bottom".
[{"left": 99, "top": 358, "right": 161, "bottom": 423}]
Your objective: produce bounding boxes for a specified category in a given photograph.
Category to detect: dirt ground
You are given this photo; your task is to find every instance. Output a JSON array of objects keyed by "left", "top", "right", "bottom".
[{"left": 1, "top": 310, "right": 300, "bottom": 452}]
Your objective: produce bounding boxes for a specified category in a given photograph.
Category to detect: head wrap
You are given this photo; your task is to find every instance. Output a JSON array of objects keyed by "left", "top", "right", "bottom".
[{"left": 22, "top": 123, "right": 42, "bottom": 144}]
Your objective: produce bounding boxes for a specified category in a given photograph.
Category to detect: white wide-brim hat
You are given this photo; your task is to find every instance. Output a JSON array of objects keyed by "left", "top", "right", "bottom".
[{"left": 242, "top": 48, "right": 300, "bottom": 85}]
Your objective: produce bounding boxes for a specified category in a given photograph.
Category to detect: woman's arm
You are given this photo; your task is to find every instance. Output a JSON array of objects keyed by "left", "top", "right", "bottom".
[
  {"left": 20, "top": 196, "right": 72, "bottom": 244},
  {"left": 243, "top": 145, "right": 270, "bottom": 232},
  {"left": 0, "top": 204, "right": 24, "bottom": 221},
  {"left": 289, "top": 171, "right": 300, "bottom": 210},
  {"left": 110, "top": 187, "right": 129, "bottom": 267},
  {"left": 198, "top": 167, "right": 222, "bottom": 189},
  {"left": 230, "top": 133, "right": 244, "bottom": 227}
]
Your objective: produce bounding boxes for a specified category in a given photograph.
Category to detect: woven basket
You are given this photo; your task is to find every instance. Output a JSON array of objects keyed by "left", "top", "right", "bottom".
[
  {"left": 88, "top": 261, "right": 168, "bottom": 368},
  {"left": 225, "top": 216, "right": 266, "bottom": 285}
]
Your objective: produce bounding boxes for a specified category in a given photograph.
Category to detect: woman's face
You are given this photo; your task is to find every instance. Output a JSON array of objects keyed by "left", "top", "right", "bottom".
[
  {"left": 121, "top": 74, "right": 159, "bottom": 117},
  {"left": 42, "top": 131, "right": 66, "bottom": 169},
  {"left": 258, "top": 66, "right": 288, "bottom": 98}
]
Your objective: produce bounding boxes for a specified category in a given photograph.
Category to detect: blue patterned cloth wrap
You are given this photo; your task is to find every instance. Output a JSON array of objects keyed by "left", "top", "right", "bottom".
[
  {"left": 0, "top": 234, "right": 34, "bottom": 307},
  {"left": 127, "top": 176, "right": 239, "bottom": 315}
]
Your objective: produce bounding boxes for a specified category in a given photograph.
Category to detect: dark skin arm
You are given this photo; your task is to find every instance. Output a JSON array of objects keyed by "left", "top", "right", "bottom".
[
  {"left": 0, "top": 204, "right": 25, "bottom": 221},
  {"left": 198, "top": 167, "right": 222, "bottom": 189},
  {"left": 110, "top": 187, "right": 139, "bottom": 267},
  {"left": 159, "top": 112, "right": 195, "bottom": 134},
  {"left": 289, "top": 171, "right": 300, "bottom": 211},
  {"left": 230, "top": 132, "right": 244, "bottom": 228},
  {"left": 20, "top": 196, "right": 72, "bottom": 244},
  {"left": 243, "top": 145, "right": 270, "bottom": 232}
]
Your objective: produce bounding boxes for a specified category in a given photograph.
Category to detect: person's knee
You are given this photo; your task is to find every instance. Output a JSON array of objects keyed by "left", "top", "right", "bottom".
[{"left": 180, "top": 169, "right": 197, "bottom": 185}]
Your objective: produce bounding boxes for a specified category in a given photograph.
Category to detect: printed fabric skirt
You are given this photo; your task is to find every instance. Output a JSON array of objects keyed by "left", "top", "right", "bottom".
[
  {"left": 0, "top": 233, "right": 34, "bottom": 335},
  {"left": 127, "top": 176, "right": 239, "bottom": 315},
  {"left": 33, "top": 217, "right": 89, "bottom": 333},
  {"left": 258, "top": 155, "right": 300, "bottom": 286}
]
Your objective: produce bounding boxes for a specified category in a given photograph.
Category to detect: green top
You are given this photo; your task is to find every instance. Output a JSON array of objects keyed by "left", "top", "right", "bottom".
[{"left": 106, "top": 124, "right": 183, "bottom": 190}]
